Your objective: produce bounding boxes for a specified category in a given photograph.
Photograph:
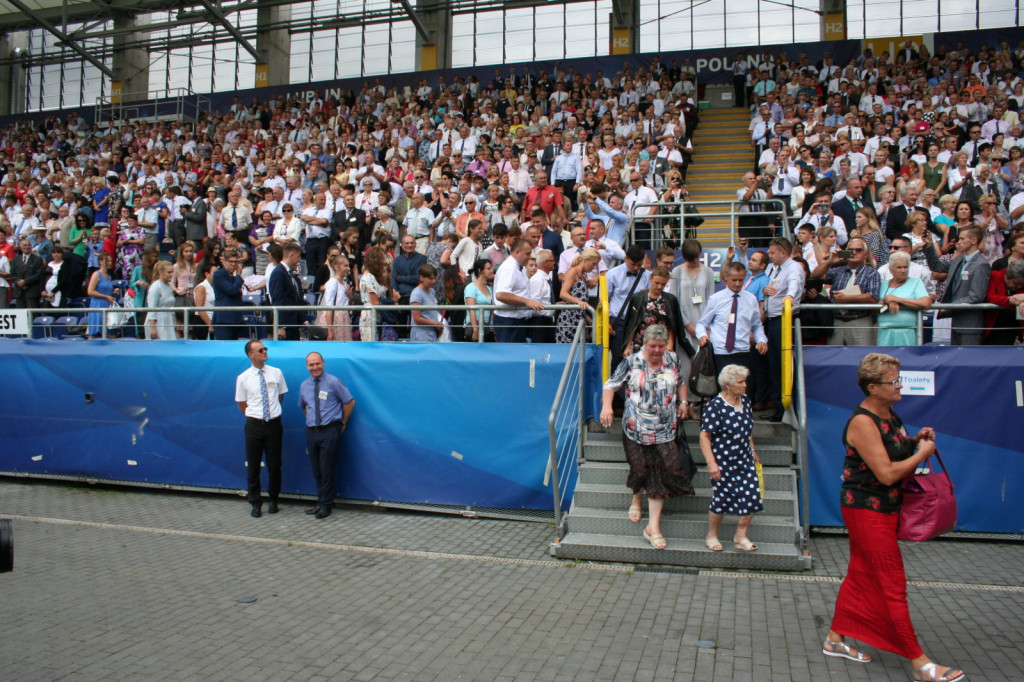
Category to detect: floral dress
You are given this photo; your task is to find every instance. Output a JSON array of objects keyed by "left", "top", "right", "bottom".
[
  {"left": 118, "top": 223, "right": 145, "bottom": 280},
  {"left": 556, "top": 277, "right": 589, "bottom": 343},
  {"left": 630, "top": 294, "right": 670, "bottom": 354},
  {"left": 358, "top": 272, "right": 387, "bottom": 341},
  {"left": 840, "top": 406, "right": 915, "bottom": 513}
]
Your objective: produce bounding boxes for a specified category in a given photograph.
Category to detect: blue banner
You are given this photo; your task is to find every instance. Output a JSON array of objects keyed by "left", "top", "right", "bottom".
[
  {"left": 0, "top": 340, "right": 601, "bottom": 511},
  {"left": 804, "top": 346, "right": 1024, "bottom": 534}
]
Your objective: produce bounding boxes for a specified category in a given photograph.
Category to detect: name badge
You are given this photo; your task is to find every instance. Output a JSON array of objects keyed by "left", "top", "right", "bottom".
[
  {"left": 961, "top": 271, "right": 970, "bottom": 280},
  {"left": 266, "top": 381, "right": 275, "bottom": 388},
  {"left": 728, "top": 313, "right": 736, "bottom": 324},
  {"left": 318, "top": 390, "right": 328, "bottom": 401},
  {"left": 691, "top": 295, "right": 703, "bottom": 305}
]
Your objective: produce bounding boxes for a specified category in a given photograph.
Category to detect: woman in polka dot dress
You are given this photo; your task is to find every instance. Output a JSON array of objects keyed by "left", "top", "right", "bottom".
[{"left": 699, "top": 363, "right": 763, "bottom": 552}]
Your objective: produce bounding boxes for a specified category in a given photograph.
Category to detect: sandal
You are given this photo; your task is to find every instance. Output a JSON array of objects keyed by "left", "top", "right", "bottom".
[
  {"left": 705, "top": 537, "right": 723, "bottom": 552},
  {"left": 822, "top": 638, "right": 871, "bottom": 663},
  {"left": 642, "top": 528, "right": 667, "bottom": 549},
  {"left": 912, "top": 662, "right": 965, "bottom": 682},
  {"left": 628, "top": 505, "right": 642, "bottom": 523},
  {"left": 733, "top": 537, "right": 758, "bottom": 552}
]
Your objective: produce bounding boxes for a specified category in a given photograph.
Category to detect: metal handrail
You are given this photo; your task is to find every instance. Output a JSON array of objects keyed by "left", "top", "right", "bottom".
[
  {"left": 15, "top": 303, "right": 599, "bottom": 342},
  {"left": 798, "top": 302, "right": 1007, "bottom": 342},
  {"left": 781, "top": 297, "right": 794, "bottom": 412},
  {"left": 546, "top": 317, "right": 588, "bottom": 538},
  {"left": 625, "top": 199, "right": 791, "bottom": 249},
  {"left": 597, "top": 272, "right": 610, "bottom": 382},
  {"left": 794, "top": 318, "right": 810, "bottom": 556}
]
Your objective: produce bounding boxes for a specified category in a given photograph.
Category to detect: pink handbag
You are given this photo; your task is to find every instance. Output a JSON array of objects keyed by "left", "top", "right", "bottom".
[{"left": 897, "top": 450, "right": 957, "bottom": 542}]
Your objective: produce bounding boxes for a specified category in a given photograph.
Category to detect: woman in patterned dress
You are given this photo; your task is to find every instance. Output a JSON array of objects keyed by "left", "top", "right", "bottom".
[
  {"left": 117, "top": 206, "right": 146, "bottom": 280},
  {"left": 358, "top": 246, "right": 389, "bottom": 342},
  {"left": 555, "top": 248, "right": 600, "bottom": 343},
  {"left": 599, "top": 324, "right": 694, "bottom": 550},
  {"left": 700, "top": 363, "right": 763, "bottom": 552}
]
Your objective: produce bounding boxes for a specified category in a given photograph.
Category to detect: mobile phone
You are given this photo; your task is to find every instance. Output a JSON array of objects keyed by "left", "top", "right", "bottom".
[{"left": 837, "top": 249, "right": 855, "bottom": 258}]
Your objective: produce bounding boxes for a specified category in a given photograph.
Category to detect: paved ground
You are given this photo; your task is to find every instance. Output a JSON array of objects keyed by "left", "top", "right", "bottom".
[{"left": 1, "top": 479, "right": 1021, "bottom": 681}]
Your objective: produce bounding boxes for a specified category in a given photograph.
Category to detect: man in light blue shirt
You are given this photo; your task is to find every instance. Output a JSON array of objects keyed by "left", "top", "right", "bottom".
[
  {"left": 696, "top": 261, "right": 768, "bottom": 381},
  {"left": 606, "top": 244, "right": 649, "bottom": 370},
  {"left": 550, "top": 141, "right": 583, "bottom": 211},
  {"left": 583, "top": 185, "right": 629, "bottom": 245}
]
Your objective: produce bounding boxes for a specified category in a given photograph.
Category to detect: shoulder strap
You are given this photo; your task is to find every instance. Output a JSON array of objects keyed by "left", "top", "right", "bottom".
[{"left": 615, "top": 270, "right": 645, "bottom": 322}]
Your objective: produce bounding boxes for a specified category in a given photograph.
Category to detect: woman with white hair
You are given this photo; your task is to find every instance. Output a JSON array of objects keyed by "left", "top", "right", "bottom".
[
  {"left": 700, "top": 363, "right": 762, "bottom": 552},
  {"left": 877, "top": 251, "right": 929, "bottom": 347},
  {"left": 600, "top": 324, "right": 693, "bottom": 550},
  {"left": 374, "top": 205, "right": 400, "bottom": 241}
]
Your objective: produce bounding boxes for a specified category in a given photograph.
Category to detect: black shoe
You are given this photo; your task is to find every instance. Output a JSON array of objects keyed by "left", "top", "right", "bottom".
[
  {"left": 267, "top": 501, "right": 279, "bottom": 514},
  {"left": 315, "top": 507, "right": 332, "bottom": 519},
  {"left": 250, "top": 503, "right": 262, "bottom": 518},
  {"left": 304, "top": 506, "right": 320, "bottom": 515}
]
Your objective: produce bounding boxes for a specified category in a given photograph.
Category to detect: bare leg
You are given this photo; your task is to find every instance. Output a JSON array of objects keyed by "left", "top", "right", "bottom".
[
  {"left": 734, "top": 514, "right": 753, "bottom": 541},
  {"left": 646, "top": 498, "right": 664, "bottom": 535},
  {"left": 705, "top": 511, "right": 724, "bottom": 550}
]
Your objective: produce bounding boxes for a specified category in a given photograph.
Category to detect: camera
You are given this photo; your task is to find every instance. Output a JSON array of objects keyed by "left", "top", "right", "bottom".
[{"left": 816, "top": 203, "right": 829, "bottom": 214}]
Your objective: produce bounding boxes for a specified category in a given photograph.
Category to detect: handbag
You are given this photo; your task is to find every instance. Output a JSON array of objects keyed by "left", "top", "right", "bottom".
[
  {"left": 687, "top": 344, "right": 719, "bottom": 398},
  {"left": 674, "top": 420, "right": 696, "bottom": 484},
  {"left": 897, "top": 450, "right": 957, "bottom": 542}
]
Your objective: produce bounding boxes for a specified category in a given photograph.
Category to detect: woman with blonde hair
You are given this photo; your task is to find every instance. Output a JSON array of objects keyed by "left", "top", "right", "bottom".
[
  {"left": 851, "top": 206, "right": 889, "bottom": 266},
  {"left": 358, "top": 246, "right": 389, "bottom": 342},
  {"left": 318, "top": 254, "right": 353, "bottom": 341},
  {"left": 555, "top": 247, "right": 600, "bottom": 343}
]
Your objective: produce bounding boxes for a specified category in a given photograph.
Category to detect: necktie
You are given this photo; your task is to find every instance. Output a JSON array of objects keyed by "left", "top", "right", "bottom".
[
  {"left": 232, "top": 208, "right": 237, "bottom": 228},
  {"left": 819, "top": 215, "right": 826, "bottom": 227},
  {"left": 777, "top": 176, "right": 784, "bottom": 192},
  {"left": 725, "top": 293, "right": 739, "bottom": 352},
  {"left": 314, "top": 377, "right": 322, "bottom": 426},
  {"left": 258, "top": 369, "right": 270, "bottom": 421}
]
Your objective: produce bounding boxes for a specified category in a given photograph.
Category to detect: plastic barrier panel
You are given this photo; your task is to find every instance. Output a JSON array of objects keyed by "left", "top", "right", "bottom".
[
  {"left": 804, "top": 346, "right": 1024, "bottom": 534},
  {"left": 0, "top": 340, "right": 602, "bottom": 511}
]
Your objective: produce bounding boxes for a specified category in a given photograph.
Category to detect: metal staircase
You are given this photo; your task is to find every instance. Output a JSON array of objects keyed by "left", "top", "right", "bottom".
[{"left": 552, "top": 418, "right": 812, "bottom": 570}]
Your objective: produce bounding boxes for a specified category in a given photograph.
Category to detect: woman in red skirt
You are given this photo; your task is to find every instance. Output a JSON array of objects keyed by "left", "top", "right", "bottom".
[{"left": 823, "top": 353, "right": 965, "bottom": 682}]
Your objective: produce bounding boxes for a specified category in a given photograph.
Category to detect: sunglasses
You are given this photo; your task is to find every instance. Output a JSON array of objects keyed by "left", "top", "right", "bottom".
[{"left": 849, "top": 247, "right": 866, "bottom": 253}]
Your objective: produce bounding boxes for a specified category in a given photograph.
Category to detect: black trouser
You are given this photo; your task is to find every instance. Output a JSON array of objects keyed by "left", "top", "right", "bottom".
[
  {"left": 396, "top": 294, "right": 412, "bottom": 338},
  {"left": 749, "top": 346, "right": 770, "bottom": 403},
  {"left": 766, "top": 316, "right": 784, "bottom": 409},
  {"left": 215, "top": 319, "right": 243, "bottom": 340},
  {"left": 609, "top": 316, "right": 627, "bottom": 373},
  {"left": 553, "top": 180, "right": 577, "bottom": 211},
  {"left": 306, "top": 422, "right": 342, "bottom": 510},
  {"left": 632, "top": 222, "right": 653, "bottom": 251},
  {"left": 63, "top": 253, "right": 87, "bottom": 301},
  {"left": 304, "top": 237, "right": 331, "bottom": 276},
  {"left": 245, "top": 416, "right": 282, "bottom": 504},
  {"left": 733, "top": 74, "right": 747, "bottom": 108},
  {"left": 528, "top": 315, "right": 555, "bottom": 343},
  {"left": 494, "top": 314, "right": 528, "bottom": 342},
  {"left": 713, "top": 351, "right": 751, "bottom": 380}
]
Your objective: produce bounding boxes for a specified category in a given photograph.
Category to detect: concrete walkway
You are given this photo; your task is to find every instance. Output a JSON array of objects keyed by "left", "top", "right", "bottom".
[{"left": 1, "top": 480, "right": 1020, "bottom": 681}]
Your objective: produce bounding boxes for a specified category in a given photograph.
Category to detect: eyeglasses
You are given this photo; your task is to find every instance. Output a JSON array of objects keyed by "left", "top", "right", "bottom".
[
  {"left": 254, "top": 348, "right": 268, "bottom": 353},
  {"left": 873, "top": 378, "right": 902, "bottom": 388},
  {"left": 849, "top": 247, "right": 866, "bottom": 253},
  {"left": 890, "top": 244, "right": 909, "bottom": 250}
]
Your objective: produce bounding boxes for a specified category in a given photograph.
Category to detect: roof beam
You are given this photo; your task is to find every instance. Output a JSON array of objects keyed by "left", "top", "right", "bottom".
[
  {"left": 195, "top": 0, "right": 261, "bottom": 62},
  {"left": 393, "top": 0, "right": 433, "bottom": 43},
  {"left": 5, "top": 0, "right": 116, "bottom": 78}
]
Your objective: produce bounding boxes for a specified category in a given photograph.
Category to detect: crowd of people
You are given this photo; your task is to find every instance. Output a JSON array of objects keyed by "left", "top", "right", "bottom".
[{"left": 742, "top": 39, "right": 1024, "bottom": 345}]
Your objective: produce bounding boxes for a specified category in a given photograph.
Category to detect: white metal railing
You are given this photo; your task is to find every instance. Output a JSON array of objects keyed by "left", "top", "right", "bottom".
[
  {"left": 546, "top": 317, "right": 588, "bottom": 538},
  {"left": 626, "top": 199, "right": 790, "bottom": 250},
  {"left": 798, "top": 302, "right": 1008, "bottom": 345}
]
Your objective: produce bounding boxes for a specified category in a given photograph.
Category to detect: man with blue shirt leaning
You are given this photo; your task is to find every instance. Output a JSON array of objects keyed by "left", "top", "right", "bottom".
[
  {"left": 606, "top": 244, "right": 649, "bottom": 370},
  {"left": 762, "top": 237, "right": 805, "bottom": 421},
  {"left": 235, "top": 340, "right": 288, "bottom": 518},
  {"left": 696, "top": 261, "right": 768, "bottom": 381},
  {"left": 297, "top": 352, "right": 355, "bottom": 520}
]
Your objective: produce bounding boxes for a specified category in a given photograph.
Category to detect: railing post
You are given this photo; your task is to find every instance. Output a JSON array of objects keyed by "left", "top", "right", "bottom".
[
  {"left": 182, "top": 308, "right": 190, "bottom": 341},
  {"left": 476, "top": 305, "right": 484, "bottom": 344},
  {"left": 101, "top": 309, "right": 108, "bottom": 339},
  {"left": 272, "top": 308, "right": 279, "bottom": 340},
  {"left": 916, "top": 310, "right": 924, "bottom": 347}
]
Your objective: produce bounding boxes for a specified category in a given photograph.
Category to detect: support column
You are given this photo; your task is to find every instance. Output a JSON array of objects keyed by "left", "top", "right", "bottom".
[
  {"left": 256, "top": 3, "right": 291, "bottom": 87},
  {"left": 610, "top": 0, "right": 639, "bottom": 55},
  {"left": 111, "top": 14, "right": 150, "bottom": 101},
  {"left": 0, "top": 33, "right": 29, "bottom": 115},
  {"left": 416, "top": 9, "right": 451, "bottom": 71},
  {"left": 820, "top": 0, "right": 847, "bottom": 41}
]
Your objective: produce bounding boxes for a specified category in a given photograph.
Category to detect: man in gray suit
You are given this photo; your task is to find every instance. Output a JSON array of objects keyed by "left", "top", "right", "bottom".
[
  {"left": 924, "top": 225, "right": 991, "bottom": 345},
  {"left": 183, "top": 184, "right": 209, "bottom": 249}
]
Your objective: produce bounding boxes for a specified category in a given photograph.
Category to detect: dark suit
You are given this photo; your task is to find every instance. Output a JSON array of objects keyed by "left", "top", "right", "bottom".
[
  {"left": 541, "top": 228, "right": 565, "bottom": 263},
  {"left": 268, "top": 263, "right": 303, "bottom": 340},
  {"left": 332, "top": 208, "right": 368, "bottom": 248},
  {"left": 925, "top": 247, "right": 991, "bottom": 345},
  {"left": 183, "top": 198, "right": 209, "bottom": 246},
  {"left": 540, "top": 143, "right": 559, "bottom": 179},
  {"left": 885, "top": 203, "right": 936, "bottom": 242},
  {"left": 10, "top": 251, "right": 45, "bottom": 309},
  {"left": 213, "top": 267, "right": 245, "bottom": 340},
  {"left": 830, "top": 197, "right": 861, "bottom": 245}
]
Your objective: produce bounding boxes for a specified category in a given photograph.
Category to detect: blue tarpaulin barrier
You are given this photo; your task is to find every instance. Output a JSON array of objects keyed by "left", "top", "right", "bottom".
[
  {"left": 804, "top": 346, "right": 1024, "bottom": 534},
  {"left": 0, "top": 340, "right": 602, "bottom": 511}
]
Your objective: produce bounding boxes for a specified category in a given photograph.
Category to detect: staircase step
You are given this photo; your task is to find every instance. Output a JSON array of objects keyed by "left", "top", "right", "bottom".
[
  {"left": 564, "top": 508, "right": 800, "bottom": 544},
  {"left": 572, "top": 482, "right": 795, "bottom": 515},
  {"left": 587, "top": 419, "right": 793, "bottom": 442},
  {"left": 578, "top": 460, "right": 791, "bottom": 491},
  {"left": 553, "top": 532, "right": 811, "bottom": 570},
  {"left": 583, "top": 441, "right": 794, "bottom": 466}
]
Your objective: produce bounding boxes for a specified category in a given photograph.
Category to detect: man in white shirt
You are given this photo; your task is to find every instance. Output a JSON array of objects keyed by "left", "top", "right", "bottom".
[
  {"left": 234, "top": 340, "right": 288, "bottom": 518},
  {"left": 528, "top": 249, "right": 557, "bottom": 343},
  {"left": 403, "top": 192, "right": 436, "bottom": 254},
  {"left": 353, "top": 151, "right": 385, "bottom": 191},
  {"left": 493, "top": 238, "right": 544, "bottom": 342},
  {"left": 623, "top": 171, "right": 659, "bottom": 249},
  {"left": 584, "top": 219, "right": 625, "bottom": 269}
]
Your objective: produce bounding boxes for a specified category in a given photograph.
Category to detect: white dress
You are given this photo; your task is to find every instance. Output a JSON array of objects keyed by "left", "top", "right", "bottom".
[
  {"left": 146, "top": 279, "right": 177, "bottom": 340},
  {"left": 358, "top": 272, "right": 386, "bottom": 341}
]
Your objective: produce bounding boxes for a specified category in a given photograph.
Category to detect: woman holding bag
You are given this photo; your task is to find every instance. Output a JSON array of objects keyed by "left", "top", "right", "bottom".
[{"left": 823, "top": 353, "right": 965, "bottom": 682}]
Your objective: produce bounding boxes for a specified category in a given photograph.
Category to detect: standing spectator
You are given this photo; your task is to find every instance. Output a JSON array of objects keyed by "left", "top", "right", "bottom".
[
  {"left": 10, "top": 238, "right": 45, "bottom": 309},
  {"left": 810, "top": 237, "right": 881, "bottom": 346},
  {"left": 695, "top": 261, "right": 768, "bottom": 378},
  {"left": 924, "top": 225, "right": 992, "bottom": 345},
  {"left": 85, "top": 253, "right": 117, "bottom": 339},
  {"left": 145, "top": 261, "right": 177, "bottom": 340},
  {"left": 493, "top": 238, "right": 543, "bottom": 342},
  {"left": 823, "top": 353, "right": 964, "bottom": 682},
  {"left": 762, "top": 237, "right": 805, "bottom": 421},
  {"left": 667, "top": 239, "right": 715, "bottom": 351},
  {"left": 213, "top": 249, "right": 246, "bottom": 341},
  {"left": 234, "top": 340, "right": 288, "bottom": 518},
  {"left": 269, "top": 243, "right": 304, "bottom": 341},
  {"left": 410, "top": 263, "right": 443, "bottom": 342},
  {"left": 877, "top": 251, "right": 931, "bottom": 346},
  {"left": 297, "top": 352, "right": 355, "bottom": 519},
  {"left": 358, "top": 246, "right": 390, "bottom": 342}
]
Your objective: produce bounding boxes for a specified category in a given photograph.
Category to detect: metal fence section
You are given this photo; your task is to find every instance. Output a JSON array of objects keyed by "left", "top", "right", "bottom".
[
  {"left": 794, "top": 318, "right": 811, "bottom": 556},
  {"left": 547, "top": 317, "right": 588, "bottom": 538},
  {"left": 798, "top": 302, "right": 1008, "bottom": 345},
  {"left": 625, "top": 199, "right": 790, "bottom": 251}
]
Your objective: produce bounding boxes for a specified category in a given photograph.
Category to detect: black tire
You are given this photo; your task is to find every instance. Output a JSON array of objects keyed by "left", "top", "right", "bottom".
[{"left": 0, "top": 519, "right": 12, "bottom": 573}]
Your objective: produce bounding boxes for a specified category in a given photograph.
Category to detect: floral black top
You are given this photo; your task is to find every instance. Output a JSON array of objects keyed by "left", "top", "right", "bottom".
[
  {"left": 840, "top": 406, "right": 916, "bottom": 514},
  {"left": 629, "top": 294, "right": 670, "bottom": 353}
]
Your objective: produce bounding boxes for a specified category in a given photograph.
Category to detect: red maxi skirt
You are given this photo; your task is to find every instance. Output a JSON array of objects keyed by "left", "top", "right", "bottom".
[{"left": 831, "top": 506, "right": 924, "bottom": 659}]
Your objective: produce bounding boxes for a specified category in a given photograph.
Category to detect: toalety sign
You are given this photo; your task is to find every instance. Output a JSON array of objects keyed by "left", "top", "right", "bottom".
[{"left": 899, "top": 370, "right": 935, "bottom": 396}]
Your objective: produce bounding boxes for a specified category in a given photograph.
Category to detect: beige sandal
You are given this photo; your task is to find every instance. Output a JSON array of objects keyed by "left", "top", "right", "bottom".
[
  {"left": 642, "top": 528, "right": 667, "bottom": 549},
  {"left": 628, "top": 505, "right": 642, "bottom": 523}
]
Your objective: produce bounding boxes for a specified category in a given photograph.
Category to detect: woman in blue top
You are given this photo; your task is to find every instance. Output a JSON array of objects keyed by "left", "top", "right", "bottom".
[
  {"left": 464, "top": 258, "right": 495, "bottom": 342},
  {"left": 86, "top": 253, "right": 117, "bottom": 339},
  {"left": 877, "top": 251, "right": 930, "bottom": 347},
  {"left": 600, "top": 324, "right": 693, "bottom": 550}
]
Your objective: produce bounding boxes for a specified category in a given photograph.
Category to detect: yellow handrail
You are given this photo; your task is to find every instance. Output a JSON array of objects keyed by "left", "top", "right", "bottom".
[
  {"left": 781, "top": 296, "right": 793, "bottom": 411},
  {"left": 599, "top": 272, "right": 610, "bottom": 382}
]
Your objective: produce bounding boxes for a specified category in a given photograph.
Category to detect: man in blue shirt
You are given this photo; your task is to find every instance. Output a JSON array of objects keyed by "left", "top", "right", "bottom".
[
  {"left": 550, "top": 140, "right": 583, "bottom": 211},
  {"left": 695, "top": 261, "right": 768, "bottom": 381},
  {"left": 809, "top": 236, "right": 881, "bottom": 346},
  {"left": 606, "top": 245, "right": 649, "bottom": 370},
  {"left": 297, "top": 352, "right": 355, "bottom": 519}
]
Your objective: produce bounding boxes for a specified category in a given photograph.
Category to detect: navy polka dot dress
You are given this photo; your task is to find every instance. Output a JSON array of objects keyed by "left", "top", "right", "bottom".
[{"left": 700, "top": 394, "right": 764, "bottom": 516}]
